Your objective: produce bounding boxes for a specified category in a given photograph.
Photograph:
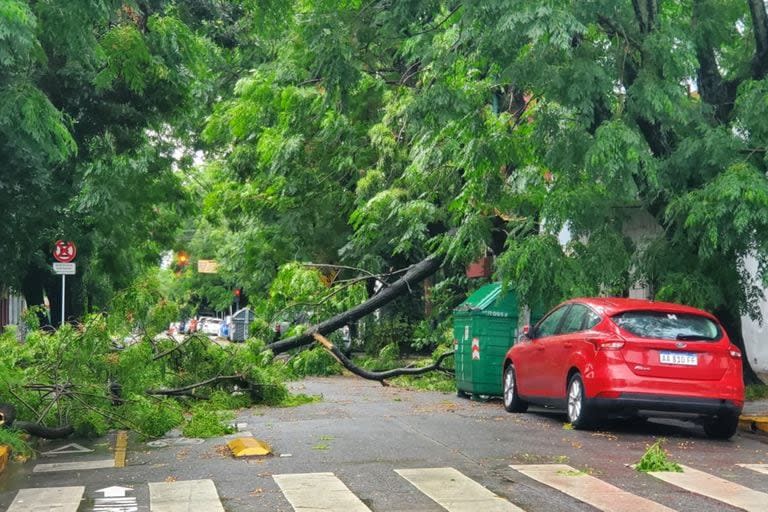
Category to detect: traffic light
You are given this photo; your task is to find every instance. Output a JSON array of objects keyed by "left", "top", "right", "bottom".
[
  {"left": 176, "top": 251, "right": 189, "bottom": 267},
  {"left": 233, "top": 288, "right": 241, "bottom": 297}
]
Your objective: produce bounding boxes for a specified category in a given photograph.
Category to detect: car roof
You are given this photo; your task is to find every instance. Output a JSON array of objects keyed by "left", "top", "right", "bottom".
[{"left": 565, "top": 297, "right": 717, "bottom": 319}]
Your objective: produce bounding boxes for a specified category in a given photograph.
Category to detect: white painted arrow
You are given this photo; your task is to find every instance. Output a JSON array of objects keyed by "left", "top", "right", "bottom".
[{"left": 95, "top": 486, "right": 133, "bottom": 498}]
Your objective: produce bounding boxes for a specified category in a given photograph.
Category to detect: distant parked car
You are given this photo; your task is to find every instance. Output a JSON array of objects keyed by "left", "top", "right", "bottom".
[
  {"left": 502, "top": 297, "right": 745, "bottom": 439},
  {"left": 198, "top": 316, "right": 223, "bottom": 336}
]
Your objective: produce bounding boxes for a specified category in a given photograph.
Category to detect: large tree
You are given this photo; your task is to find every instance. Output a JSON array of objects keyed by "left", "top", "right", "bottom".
[
  {"left": 199, "top": 1, "right": 768, "bottom": 379},
  {"left": 1, "top": 1, "right": 233, "bottom": 321}
]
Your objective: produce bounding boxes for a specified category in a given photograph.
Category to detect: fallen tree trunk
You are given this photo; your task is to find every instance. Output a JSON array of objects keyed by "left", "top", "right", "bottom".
[
  {"left": 1, "top": 403, "right": 74, "bottom": 439},
  {"left": 313, "top": 333, "right": 454, "bottom": 385},
  {"left": 146, "top": 375, "right": 249, "bottom": 396},
  {"left": 267, "top": 255, "right": 443, "bottom": 354},
  {"left": 14, "top": 421, "right": 74, "bottom": 439}
]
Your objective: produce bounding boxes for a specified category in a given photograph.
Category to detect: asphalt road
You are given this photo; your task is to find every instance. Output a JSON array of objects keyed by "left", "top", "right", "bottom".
[{"left": 2, "top": 375, "right": 768, "bottom": 511}]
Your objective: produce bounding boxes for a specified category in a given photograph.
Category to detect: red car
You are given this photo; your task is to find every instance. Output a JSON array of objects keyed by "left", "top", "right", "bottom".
[{"left": 502, "top": 298, "right": 744, "bottom": 439}]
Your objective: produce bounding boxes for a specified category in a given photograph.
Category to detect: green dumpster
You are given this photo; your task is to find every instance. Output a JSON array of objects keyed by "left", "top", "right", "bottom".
[{"left": 453, "top": 283, "right": 519, "bottom": 399}]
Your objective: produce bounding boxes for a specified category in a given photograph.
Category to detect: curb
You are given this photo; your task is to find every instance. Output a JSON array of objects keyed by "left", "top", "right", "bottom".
[
  {"left": 739, "top": 415, "right": 768, "bottom": 435},
  {"left": 0, "top": 445, "right": 9, "bottom": 475}
]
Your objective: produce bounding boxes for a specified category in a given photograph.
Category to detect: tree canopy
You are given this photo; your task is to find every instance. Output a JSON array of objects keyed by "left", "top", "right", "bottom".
[{"left": 3, "top": 1, "right": 768, "bottom": 374}]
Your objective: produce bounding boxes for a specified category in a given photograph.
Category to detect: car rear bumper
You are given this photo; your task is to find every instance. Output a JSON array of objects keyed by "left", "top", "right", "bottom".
[{"left": 590, "top": 393, "right": 742, "bottom": 418}]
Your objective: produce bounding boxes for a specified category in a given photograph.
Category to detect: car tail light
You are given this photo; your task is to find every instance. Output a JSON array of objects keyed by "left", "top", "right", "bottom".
[
  {"left": 729, "top": 346, "right": 742, "bottom": 359},
  {"left": 587, "top": 337, "right": 625, "bottom": 350}
]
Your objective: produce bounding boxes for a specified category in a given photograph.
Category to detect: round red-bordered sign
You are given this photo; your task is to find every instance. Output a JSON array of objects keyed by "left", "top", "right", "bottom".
[{"left": 53, "top": 240, "right": 77, "bottom": 263}]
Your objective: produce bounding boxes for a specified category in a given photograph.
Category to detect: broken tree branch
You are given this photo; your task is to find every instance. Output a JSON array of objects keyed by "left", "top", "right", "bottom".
[
  {"left": 313, "top": 333, "right": 454, "bottom": 386},
  {"left": 146, "top": 375, "right": 248, "bottom": 396},
  {"left": 267, "top": 255, "right": 443, "bottom": 354},
  {"left": 152, "top": 333, "right": 203, "bottom": 360}
]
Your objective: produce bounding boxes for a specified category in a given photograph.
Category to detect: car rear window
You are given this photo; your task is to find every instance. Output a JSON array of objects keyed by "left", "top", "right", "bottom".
[{"left": 611, "top": 311, "right": 721, "bottom": 341}]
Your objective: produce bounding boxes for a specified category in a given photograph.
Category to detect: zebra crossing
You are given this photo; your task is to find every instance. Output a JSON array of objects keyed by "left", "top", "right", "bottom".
[{"left": 7, "top": 462, "right": 768, "bottom": 511}]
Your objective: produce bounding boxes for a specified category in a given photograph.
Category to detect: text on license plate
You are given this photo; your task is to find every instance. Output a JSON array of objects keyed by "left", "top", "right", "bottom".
[{"left": 659, "top": 351, "right": 698, "bottom": 366}]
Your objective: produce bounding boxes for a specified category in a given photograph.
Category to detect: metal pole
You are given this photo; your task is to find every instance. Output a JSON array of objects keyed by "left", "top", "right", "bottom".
[{"left": 61, "top": 274, "right": 65, "bottom": 327}]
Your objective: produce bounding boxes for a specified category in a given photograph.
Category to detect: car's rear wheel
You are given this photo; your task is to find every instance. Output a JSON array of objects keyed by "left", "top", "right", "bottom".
[
  {"left": 566, "top": 373, "right": 595, "bottom": 429},
  {"left": 703, "top": 413, "right": 739, "bottom": 440},
  {"left": 503, "top": 365, "right": 528, "bottom": 413}
]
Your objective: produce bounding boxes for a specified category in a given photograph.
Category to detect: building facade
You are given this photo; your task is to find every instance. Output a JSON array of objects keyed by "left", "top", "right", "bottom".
[{"left": 0, "top": 289, "right": 25, "bottom": 332}]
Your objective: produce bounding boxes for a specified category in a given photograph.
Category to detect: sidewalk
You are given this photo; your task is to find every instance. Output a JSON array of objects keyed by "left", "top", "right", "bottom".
[{"left": 740, "top": 399, "right": 768, "bottom": 435}]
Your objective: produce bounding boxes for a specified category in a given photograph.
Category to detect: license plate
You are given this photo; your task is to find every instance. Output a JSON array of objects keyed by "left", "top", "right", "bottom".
[{"left": 659, "top": 351, "right": 698, "bottom": 366}]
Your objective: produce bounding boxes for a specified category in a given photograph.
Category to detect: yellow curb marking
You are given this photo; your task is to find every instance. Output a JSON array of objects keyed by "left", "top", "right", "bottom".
[
  {"left": 0, "top": 445, "right": 9, "bottom": 475},
  {"left": 114, "top": 430, "right": 128, "bottom": 468},
  {"left": 739, "top": 415, "right": 768, "bottom": 433}
]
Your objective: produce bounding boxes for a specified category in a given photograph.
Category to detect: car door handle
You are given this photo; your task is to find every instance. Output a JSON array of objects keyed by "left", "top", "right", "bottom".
[{"left": 563, "top": 342, "right": 573, "bottom": 348}]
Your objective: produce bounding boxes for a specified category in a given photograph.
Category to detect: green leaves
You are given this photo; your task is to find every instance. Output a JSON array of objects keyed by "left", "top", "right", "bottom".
[
  {"left": 0, "top": 83, "right": 76, "bottom": 162},
  {"left": 95, "top": 25, "right": 158, "bottom": 93},
  {"left": 669, "top": 163, "right": 768, "bottom": 260},
  {"left": 0, "top": 0, "right": 37, "bottom": 69},
  {"left": 635, "top": 439, "right": 683, "bottom": 473}
]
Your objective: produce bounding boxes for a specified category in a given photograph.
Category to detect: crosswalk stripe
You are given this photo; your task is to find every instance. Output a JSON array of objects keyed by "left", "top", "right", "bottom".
[
  {"left": 396, "top": 467, "right": 524, "bottom": 512},
  {"left": 648, "top": 464, "right": 768, "bottom": 512},
  {"left": 7, "top": 486, "right": 85, "bottom": 512},
  {"left": 510, "top": 464, "right": 674, "bottom": 512},
  {"left": 149, "top": 479, "right": 224, "bottom": 512},
  {"left": 33, "top": 458, "right": 115, "bottom": 473},
  {"left": 273, "top": 472, "right": 371, "bottom": 512},
  {"left": 738, "top": 464, "right": 768, "bottom": 476}
]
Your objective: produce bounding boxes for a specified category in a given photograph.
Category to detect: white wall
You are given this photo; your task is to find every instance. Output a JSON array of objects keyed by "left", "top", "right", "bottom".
[{"left": 740, "top": 255, "right": 768, "bottom": 380}]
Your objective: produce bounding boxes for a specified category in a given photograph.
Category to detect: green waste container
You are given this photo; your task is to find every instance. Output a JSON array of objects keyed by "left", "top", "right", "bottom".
[{"left": 453, "top": 283, "right": 519, "bottom": 399}]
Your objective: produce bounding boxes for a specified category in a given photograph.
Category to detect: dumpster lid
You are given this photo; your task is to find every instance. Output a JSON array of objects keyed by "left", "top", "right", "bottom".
[
  {"left": 232, "top": 307, "right": 254, "bottom": 320},
  {"left": 455, "top": 283, "right": 517, "bottom": 313}
]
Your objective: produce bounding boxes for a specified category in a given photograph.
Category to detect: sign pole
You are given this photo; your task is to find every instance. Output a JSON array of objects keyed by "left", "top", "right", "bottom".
[
  {"left": 61, "top": 274, "right": 65, "bottom": 327},
  {"left": 52, "top": 240, "right": 77, "bottom": 328}
]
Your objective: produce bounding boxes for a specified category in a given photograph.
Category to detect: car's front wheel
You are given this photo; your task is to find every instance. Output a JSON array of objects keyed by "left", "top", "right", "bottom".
[
  {"left": 566, "top": 373, "right": 595, "bottom": 429},
  {"left": 703, "top": 413, "right": 739, "bottom": 440},
  {"left": 503, "top": 365, "right": 528, "bottom": 413}
]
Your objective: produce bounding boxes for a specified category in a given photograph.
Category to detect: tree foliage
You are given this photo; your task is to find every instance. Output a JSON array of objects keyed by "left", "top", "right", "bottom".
[
  {"left": 4, "top": 1, "right": 768, "bottom": 378},
  {"left": 189, "top": 0, "right": 768, "bottom": 377}
]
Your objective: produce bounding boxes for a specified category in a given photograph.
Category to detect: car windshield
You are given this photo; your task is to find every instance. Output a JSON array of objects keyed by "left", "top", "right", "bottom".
[{"left": 611, "top": 310, "right": 721, "bottom": 341}]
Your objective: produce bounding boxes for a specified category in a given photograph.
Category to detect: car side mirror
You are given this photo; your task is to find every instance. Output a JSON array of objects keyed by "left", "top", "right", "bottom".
[{"left": 518, "top": 325, "right": 532, "bottom": 343}]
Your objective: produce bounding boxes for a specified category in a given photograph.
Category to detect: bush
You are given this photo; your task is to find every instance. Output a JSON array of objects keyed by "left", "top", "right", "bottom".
[
  {"left": 0, "top": 429, "right": 33, "bottom": 460},
  {"left": 182, "top": 405, "right": 235, "bottom": 438},
  {"left": 208, "top": 390, "right": 252, "bottom": 410},
  {"left": 361, "top": 316, "right": 413, "bottom": 356},
  {"left": 73, "top": 410, "right": 110, "bottom": 438},
  {"left": 124, "top": 397, "right": 185, "bottom": 439},
  {"left": 247, "top": 366, "right": 289, "bottom": 405},
  {"left": 410, "top": 319, "right": 453, "bottom": 353},
  {"left": 289, "top": 347, "right": 342, "bottom": 377}
]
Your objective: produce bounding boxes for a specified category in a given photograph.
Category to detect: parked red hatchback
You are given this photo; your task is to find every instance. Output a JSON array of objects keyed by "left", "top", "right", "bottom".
[{"left": 502, "top": 298, "right": 744, "bottom": 439}]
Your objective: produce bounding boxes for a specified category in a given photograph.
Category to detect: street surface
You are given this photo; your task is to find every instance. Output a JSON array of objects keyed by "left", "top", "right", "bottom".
[{"left": 1, "top": 375, "right": 768, "bottom": 511}]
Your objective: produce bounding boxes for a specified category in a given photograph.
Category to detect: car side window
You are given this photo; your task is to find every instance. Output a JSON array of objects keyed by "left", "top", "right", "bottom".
[
  {"left": 559, "top": 304, "right": 589, "bottom": 335},
  {"left": 535, "top": 306, "right": 570, "bottom": 338},
  {"left": 582, "top": 308, "right": 602, "bottom": 330}
]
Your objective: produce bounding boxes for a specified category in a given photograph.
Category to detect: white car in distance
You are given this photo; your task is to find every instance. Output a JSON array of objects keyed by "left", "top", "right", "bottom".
[{"left": 199, "top": 317, "right": 223, "bottom": 336}]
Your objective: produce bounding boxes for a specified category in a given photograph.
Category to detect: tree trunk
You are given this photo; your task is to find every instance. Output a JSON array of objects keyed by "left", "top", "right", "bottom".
[
  {"left": 267, "top": 255, "right": 443, "bottom": 354},
  {"left": 715, "top": 304, "right": 762, "bottom": 385},
  {"left": 748, "top": 0, "right": 768, "bottom": 78}
]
